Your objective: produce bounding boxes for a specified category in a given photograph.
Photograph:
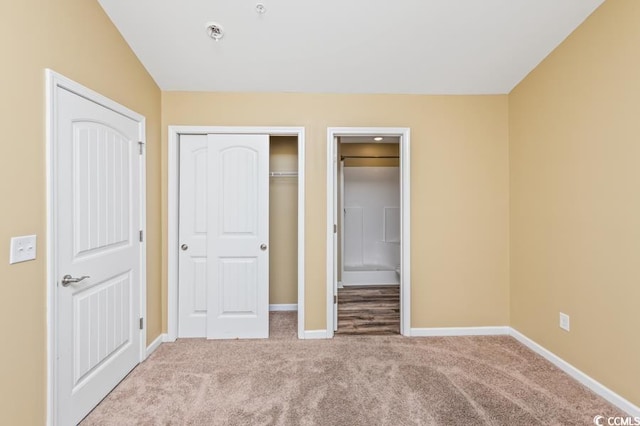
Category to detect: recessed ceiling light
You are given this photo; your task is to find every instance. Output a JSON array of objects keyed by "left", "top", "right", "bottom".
[
  {"left": 374, "top": 137, "right": 383, "bottom": 141},
  {"left": 256, "top": 3, "right": 266, "bottom": 14},
  {"left": 206, "top": 22, "right": 224, "bottom": 41}
]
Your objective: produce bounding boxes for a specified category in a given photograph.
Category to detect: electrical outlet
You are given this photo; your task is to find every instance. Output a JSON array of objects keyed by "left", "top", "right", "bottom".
[
  {"left": 559, "top": 312, "right": 570, "bottom": 332},
  {"left": 9, "top": 235, "right": 37, "bottom": 264}
]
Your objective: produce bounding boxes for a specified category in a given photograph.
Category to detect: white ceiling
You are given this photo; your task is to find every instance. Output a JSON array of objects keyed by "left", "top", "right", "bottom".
[{"left": 97, "top": 0, "right": 604, "bottom": 95}]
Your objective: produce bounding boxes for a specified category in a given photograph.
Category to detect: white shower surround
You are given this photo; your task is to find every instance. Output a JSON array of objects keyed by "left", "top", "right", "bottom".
[{"left": 342, "top": 166, "right": 400, "bottom": 285}]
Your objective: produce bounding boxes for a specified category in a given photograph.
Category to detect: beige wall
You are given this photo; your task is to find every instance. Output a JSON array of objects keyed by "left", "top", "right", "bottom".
[
  {"left": 269, "top": 137, "right": 298, "bottom": 305},
  {"left": 3, "top": 0, "right": 637, "bottom": 421},
  {"left": 6, "top": 0, "right": 636, "bottom": 420},
  {"left": 161, "top": 93, "right": 510, "bottom": 331},
  {"left": 509, "top": 0, "right": 640, "bottom": 407},
  {"left": 0, "top": 0, "right": 161, "bottom": 424}
]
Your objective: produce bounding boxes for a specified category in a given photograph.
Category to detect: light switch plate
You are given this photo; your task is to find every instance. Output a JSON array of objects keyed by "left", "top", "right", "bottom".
[{"left": 9, "top": 235, "right": 37, "bottom": 264}]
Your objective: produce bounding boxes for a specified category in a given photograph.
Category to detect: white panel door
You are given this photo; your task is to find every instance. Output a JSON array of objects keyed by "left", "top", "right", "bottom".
[
  {"left": 56, "top": 87, "right": 142, "bottom": 425},
  {"left": 178, "top": 135, "right": 209, "bottom": 337},
  {"left": 207, "top": 134, "right": 270, "bottom": 339}
]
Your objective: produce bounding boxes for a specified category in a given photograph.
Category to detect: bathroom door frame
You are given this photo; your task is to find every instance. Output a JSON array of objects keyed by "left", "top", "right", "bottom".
[{"left": 326, "top": 127, "right": 411, "bottom": 337}]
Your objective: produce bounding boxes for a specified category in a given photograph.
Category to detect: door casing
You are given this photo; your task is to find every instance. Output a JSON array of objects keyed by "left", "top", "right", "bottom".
[
  {"left": 45, "top": 69, "right": 147, "bottom": 425},
  {"left": 326, "top": 127, "right": 411, "bottom": 337},
  {"left": 167, "top": 126, "right": 306, "bottom": 340}
]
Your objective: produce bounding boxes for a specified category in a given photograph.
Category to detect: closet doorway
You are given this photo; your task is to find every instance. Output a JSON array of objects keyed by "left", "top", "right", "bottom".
[
  {"left": 326, "top": 128, "right": 411, "bottom": 337},
  {"left": 167, "top": 127, "right": 306, "bottom": 340}
]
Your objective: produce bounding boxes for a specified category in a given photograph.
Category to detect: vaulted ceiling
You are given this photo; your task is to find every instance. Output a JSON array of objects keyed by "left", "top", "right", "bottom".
[{"left": 97, "top": 0, "right": 604, "bottom": 94}]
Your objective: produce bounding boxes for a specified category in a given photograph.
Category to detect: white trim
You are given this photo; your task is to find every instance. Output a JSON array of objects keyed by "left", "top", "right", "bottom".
[
  {"left": 45, "top": 69, "right": 147, "bottom": 426},
  {"left": 339, "top": 159, "right": 345, "bottom": 304},
  {"left": 162, "top": 333, "right": 177, "bottom": 343},
  {"left": 410, "top": 326, "right": 510, "bottom": 337},
  {"left": 269, "top": 304, "right": 298, "bottom": 312},
  {"left": 145, "top": 334, "right": 165, "bottom": 358},
  {"left": 407, "top": 325, "right": 639, "bottom": 416},
  {"left": 167, "top": 126, "right": 306, "bottom": 341},
  {"left": 326, "top": 127, "right": 411, "bottom": 337},
  {"left": 302, "top": 330, "right": 330, "bottom": 339},
  {"left": 138, "top": 120, "right": 148, "bottom": 364},
  {"left": 408, "top": 326, "right": 639, "bottom": 416},
  {"left": 400, "top": 130, "right": 411, "bottom": 337},
  {"left": 510, "top": 329, "right": 640, "bottom": 417},
  {"left": 296, "top": 131, "right": 306, "bottom": 340}
]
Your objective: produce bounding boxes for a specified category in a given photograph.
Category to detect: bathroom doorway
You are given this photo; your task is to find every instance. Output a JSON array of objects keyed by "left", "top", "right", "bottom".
[
  {"left": 326, "top": 128, "right": 411, "bottom": 337},
  {"left": 339, "top": 137, "right": 400, "bottom": 334},
  {"left": 340, "top": 138, "right": 400, "bottom": 287}
]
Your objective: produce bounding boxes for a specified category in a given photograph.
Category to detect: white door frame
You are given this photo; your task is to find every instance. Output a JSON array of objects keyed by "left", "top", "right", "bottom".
[
  {"left": 167, "top": 126, "right": 306, "bottom": 340},
  {"left": 45, "top": 69, "right": 147, "bottom": 425},
  {"left": 326, "top": 127, "right": 411, "bottom": 337}
]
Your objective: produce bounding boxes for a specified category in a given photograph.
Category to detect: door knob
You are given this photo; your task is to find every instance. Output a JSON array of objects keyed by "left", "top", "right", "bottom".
[
  {"left": 260, "top": 243, "right": 267, "bottom": 251},
  {"left": 61, "top": 275, "right": 90, "bottom": 287},
  {"left": 181, "top": 244, "right": 189, "bottom": 251}
]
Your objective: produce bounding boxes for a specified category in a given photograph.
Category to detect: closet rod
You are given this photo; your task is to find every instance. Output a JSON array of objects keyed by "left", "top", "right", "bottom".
[
  {"left": 269, "top": 171, "right": 298, "bottom": 177},
  {"left": 341, "top": 155, "right": 399, "bottom": 160}
]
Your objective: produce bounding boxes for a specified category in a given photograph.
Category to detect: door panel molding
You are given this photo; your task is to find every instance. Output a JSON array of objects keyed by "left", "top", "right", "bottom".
[
  {"left": 167, "top": 126, "right": 306, "bottom": 340},
  {"left": 46, "top": 69, "right": 147, "bottom": 425}
]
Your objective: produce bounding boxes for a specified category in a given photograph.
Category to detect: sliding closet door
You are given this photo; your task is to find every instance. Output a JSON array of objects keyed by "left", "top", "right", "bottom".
[
  {"left": 207, "top": 134, "right": 270, "bottom": 339},
  {"left": 178, "top": 135, "right": 209, "bottom": 337},
  {"left": 178, "top": 134, "right": 270, "bottom": 339}
]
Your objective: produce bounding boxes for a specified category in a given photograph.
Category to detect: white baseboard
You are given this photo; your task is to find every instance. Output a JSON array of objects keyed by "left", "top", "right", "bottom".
[
  {"left": 149, "top": 324, "right": 639, "bottom": 416},
  {"left": 145, "top": 333, "right": 165, "bottom": 358},
  {"left": 407, "top": 325, "right": 639, "bottom": 416},
  {"left": 509, "top": 328, "right": 640, "bottom": 418},
  {"left": 269, "top": 304, "right": 298, "bottom": 312},
  {"left": 302, "top": 330, "right": 329, "bottom": 339},
  {"left": 410, "top": 326, "right": 510, "bottom": 337},
  {"left": 163, "top": 333, "right": 177, "bottom": 343}
]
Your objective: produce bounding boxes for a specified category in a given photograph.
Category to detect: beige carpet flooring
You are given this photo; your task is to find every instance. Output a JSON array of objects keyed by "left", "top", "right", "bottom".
[{"left": 82, "top": 312, "right": 625, "bottom": 425}]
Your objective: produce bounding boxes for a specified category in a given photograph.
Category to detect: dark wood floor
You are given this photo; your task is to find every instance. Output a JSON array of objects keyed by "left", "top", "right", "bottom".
[{"left": 336, "top": 285, "right": 400, "bottom": 335}]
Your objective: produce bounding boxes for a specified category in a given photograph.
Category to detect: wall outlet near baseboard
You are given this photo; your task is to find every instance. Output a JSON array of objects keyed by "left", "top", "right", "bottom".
[{"left": 559, "top": 312, "right": 570, "bottom": 332}]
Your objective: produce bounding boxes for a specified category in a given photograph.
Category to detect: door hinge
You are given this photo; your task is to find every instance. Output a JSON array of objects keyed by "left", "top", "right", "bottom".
[
  {"left": 139, "top": 230, "right": 144, "bottom": 242},
  {"left": 333, "top": 224, "right": 337, "bottom": 234},
  {"left": 139, "top": 317, "right": 144, "bottom": 330},
  {"left": 334, "top": 295, "right": 337, "bottom": 304},
  {"left": 138, "top": 141, "right": 144, "bottom": 155}
]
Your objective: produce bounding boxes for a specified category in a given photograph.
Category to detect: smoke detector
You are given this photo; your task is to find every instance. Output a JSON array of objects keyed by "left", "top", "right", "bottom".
[{"left": 206, "top": 22, "right": 224, "bottom": 41}]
